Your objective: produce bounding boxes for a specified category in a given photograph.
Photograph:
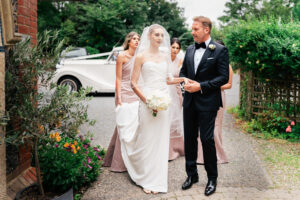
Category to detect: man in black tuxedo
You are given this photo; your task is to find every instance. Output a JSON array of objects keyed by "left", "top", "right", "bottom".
[{"left": 179, "top": 16, "right": 229, "bottom": 196}]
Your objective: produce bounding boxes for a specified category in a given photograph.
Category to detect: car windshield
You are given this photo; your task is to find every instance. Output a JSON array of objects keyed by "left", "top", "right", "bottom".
[
  {"left": 61, "top": 48, "right": 87, "bottom": 58},
  {"left": 107, "top": 50, "right": 122, "bottom": 62}
]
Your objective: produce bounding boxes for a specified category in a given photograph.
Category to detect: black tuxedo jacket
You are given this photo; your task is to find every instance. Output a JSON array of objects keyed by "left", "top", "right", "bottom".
[{"left": 180, "top": 40, "right": 229, "bottom": 111}]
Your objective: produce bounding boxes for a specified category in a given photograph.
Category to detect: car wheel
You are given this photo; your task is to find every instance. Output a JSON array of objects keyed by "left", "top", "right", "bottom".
[{"left": 58, "top": 76, "right": 81, "bottom": 92}]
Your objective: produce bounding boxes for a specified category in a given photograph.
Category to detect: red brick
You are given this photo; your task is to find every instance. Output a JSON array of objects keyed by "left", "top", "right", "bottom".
[
  {"left": 30, "top": 15, "right": 37, "bottom": 22},
  {"left": 32, "top": 10, "right": 37, "bottom": 17},
  {"left": 18, "top": 24, "right": 29, "bottom": 34},
  {"left": 29, "top": 167, "right": 37, "bottom": 176},
  {"left": 25, "top": 18, "right": 31, "bottom": 26},
  {"left": 26, "top": 0, "right": 31, "bottom": 8},
  {"left": 30, "top": 21, "right": 37, "bottom": 29},
  {"left": 17, "top": 15, "right": 26, "bottom": 24},
  {"left": 18, "top": 0, "right": 26, "bottom": 7},
  {"left": 18, "top": 6, "right": 29, "bottom": 16},
  {"left": 30, "top": 26, "right": 37, "bottom": 33},
  {"left": 31, "top": 0, "right": 37, "bottom": 6},
  {"left": 31, "top": 38, "right": 37, "bottom": 45}
]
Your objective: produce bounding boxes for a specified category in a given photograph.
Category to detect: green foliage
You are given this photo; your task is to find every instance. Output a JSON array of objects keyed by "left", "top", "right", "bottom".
[
  {"left": 5, "top": 30, "right": 99, "bottom": 193},
  {"left": 224, "top": 19, "right": 300, "bottom": 78},
  {"left": 230, "top": 106, "right": 300, "bottom": 141},
  {"left": 5, "top": 31, "right": 95, "bottom": 145},
  {"left": 85, "top": 46, "right": 100, "bottom": 55},
  {"left": 39, "top": 133, "right": 105, "bottom": 192},
  {"left": 38, "top": 0, "right": 187, "bottom": 52},
  {"left": 179, "top": 27, "right": 225, "bottom": 50},
  {"left": 219, "top": 0, "right": 298, "bottom": 26},
  {"left": 292, "top": 1, "right": 300, "bottom": 21}
]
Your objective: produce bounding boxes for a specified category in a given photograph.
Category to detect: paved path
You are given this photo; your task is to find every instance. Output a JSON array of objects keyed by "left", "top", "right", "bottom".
[{"left": 81, "top": 74, "right": 300, "bottom": 199}]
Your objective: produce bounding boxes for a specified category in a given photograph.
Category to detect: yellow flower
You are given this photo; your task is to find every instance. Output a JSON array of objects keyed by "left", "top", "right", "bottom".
[
  {"left": 56, "top": 136, "right": 61, "bottom": 142},
  {"left": 73, "top": 149, "right": 77, "bottom": 154},
  {"left": 77, "top": 146, "right": 80, "bottom": 150},
  {"left": 55, "top": 132, "right": 60, "bottom": 137},
  {"left": 49, "top": 133, "right": 55, "bottom": 139},
  {"left": 64, "top": 143, "right": 69, "bottom": 148},
  {"left": 74, "top": 141, "right": 78, "bottom": 146},
  {"left": 71, "top": 144, "right": 75, "bottom": 149}
]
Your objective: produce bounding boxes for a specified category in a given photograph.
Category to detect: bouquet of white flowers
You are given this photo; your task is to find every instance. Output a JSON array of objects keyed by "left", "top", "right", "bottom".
[{"left": 146, "top": 90, "right": 171, "bottom": 117}]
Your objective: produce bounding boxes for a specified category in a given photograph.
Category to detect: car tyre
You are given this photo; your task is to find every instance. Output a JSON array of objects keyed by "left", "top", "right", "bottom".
[{"left": 58, "top": 76, "right": 81, "bottom": 92}]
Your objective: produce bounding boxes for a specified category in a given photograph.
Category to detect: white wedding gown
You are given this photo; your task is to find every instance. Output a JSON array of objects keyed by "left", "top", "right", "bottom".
[{"left": 116, "top": 61, "right": 171, "bottom": 193}]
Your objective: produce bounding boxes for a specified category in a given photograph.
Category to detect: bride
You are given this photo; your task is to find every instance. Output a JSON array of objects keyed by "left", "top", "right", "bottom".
[{"left": 117, "top": 24, "right": 186, "bottom": 194}]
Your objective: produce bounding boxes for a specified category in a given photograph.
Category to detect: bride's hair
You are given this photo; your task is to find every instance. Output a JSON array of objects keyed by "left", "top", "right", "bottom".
[
  {"left": 123, "top": 32, "right": 140, "bottom": 50},
  {"left": 148, "top": 24, "right": 164, "bottom": 36}
]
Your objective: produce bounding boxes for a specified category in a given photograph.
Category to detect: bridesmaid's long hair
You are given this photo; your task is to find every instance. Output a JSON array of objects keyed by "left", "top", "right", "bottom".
[{"left": 123, "top": 32, "right": 140, "bottom": 50}]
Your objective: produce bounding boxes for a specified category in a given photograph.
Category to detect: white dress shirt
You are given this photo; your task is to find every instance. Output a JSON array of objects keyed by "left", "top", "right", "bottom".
[{"left": 194, "top": 37, "right": 211, "bottom": 74}]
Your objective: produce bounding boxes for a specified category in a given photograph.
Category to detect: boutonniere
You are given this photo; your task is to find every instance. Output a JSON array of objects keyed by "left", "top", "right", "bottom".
[{"left": 208, "top": 44, "right": 216, "bottom": 50}]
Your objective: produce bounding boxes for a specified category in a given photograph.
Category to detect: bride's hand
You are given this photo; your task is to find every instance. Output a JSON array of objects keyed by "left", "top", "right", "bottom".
[
  {"left": 116, "top": 96, "right": 122, "bottom": 106},
  {"left": 183, "top": 78, "right": 190, "bottom": 85}
]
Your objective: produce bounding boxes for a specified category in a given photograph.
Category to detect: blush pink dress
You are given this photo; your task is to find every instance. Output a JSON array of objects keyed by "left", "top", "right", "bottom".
[
  {"left": 197, "top": 90, "right": 228, "bottom": 164},
  {"left": 169, "top": 56, "right": 185, "bottom": 161},
  {"left": 103, "top": 58, "right": 138, "bottom": 172}
]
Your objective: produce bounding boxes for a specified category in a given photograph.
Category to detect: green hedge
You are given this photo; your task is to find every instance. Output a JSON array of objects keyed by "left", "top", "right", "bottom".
[{"left": 224, "top": 20, "right": 300, "bottom": 79}]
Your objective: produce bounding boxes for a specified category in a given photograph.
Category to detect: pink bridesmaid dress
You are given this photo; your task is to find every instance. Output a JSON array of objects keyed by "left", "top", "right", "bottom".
[
  {"left": 103, "top": 58, "right": 138, "bottom": 172},
  {"left": 169, "top": 56, "right": 185, "bottom": 161},
  {"left": 197, "top": 90, "right": 228, "bottom": 164}
]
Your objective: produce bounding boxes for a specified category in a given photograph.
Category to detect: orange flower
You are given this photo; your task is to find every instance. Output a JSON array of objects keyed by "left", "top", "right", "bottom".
[
  {"left": 49, "top": 133, "right": 55, "bottom": 139},
  {"left": 56, "top": 136, "right": 61, "bottom": 142},
  {"left": 39, "top": 125, "right": 44, "bottom": 132},
  {"left": 55, "top": 132, "right": 60, "bottom": 137},
  {"left": 71, "top": 144, "right": 75, "bottom": 149},
  {"left": 73, "top": 149, "right": 77, "bottom": 154},
  {"left": 77, "top": 146, "right": 80, "bottom": 150},
  {"left": 74, "top": 141, "right": 78, "bottom": 146},
  {"left": 64, "top": 143, "right": 69, "bottom": 148}
]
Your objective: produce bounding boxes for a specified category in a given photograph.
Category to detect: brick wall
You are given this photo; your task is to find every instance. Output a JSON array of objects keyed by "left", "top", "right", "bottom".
[
  {"left": 17, "top": 0, "right": 37, "bottom": 44},
  {"left": 7, "top": 0, "right": 38, "bottom": 180}
]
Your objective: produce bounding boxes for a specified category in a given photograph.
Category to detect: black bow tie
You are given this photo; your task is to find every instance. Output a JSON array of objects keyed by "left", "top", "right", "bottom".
[{"left": 195, "top": 42, "right": 206, "bottom": 49}]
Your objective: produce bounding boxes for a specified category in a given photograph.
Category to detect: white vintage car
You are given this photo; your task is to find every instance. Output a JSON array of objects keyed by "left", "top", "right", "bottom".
[{"left": 52, "top": 47, "right": 123, "bottom": 93}]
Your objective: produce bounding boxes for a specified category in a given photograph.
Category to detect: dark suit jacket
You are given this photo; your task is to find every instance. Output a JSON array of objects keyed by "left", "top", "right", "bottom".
[{"left": 180, "top": 40, "right": 229, "bottom": 111}]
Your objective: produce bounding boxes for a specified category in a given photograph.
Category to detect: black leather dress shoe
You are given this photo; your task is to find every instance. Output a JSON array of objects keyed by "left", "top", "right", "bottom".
[
  {"left": 181, "top": 174, "right": 199, "bottom": 190},
  {"left": 205, "top": 179, "right": 217, "bottom": 196}
]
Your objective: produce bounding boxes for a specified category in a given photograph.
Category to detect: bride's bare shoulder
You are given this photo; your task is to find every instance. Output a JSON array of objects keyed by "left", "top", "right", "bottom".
[{"left": 135, "top": 52, "right": 147, "bottom": 63}]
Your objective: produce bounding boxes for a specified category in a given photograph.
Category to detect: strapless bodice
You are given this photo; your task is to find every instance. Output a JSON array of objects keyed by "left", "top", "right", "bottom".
[{"left": 140, "top": 61, "right": 169, "bottom": 95}]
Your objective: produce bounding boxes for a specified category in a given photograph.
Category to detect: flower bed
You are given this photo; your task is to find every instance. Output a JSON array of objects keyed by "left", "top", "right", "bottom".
[{"left": 39, "top": 132, "right": 105, "bottom": 192}]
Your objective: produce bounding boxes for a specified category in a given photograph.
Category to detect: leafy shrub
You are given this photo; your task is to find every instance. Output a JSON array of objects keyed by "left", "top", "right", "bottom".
[
  {"left": 256, "top": 110, "right": 289, "bottom": 134},
  {"left": 85, "top": 46, "right": 100, "bottom": 55},
  {"left": 39, "top": 133, "right": 105, "bottom": 192},
  {"left": 5, "top": 30, "right": 97, "bottom": 194},
  {"left": 224, "top": 19, "right": 300, "bottom": 79},
  {"left": 230, "top": 106, "right": 300, "bottom": 141}
]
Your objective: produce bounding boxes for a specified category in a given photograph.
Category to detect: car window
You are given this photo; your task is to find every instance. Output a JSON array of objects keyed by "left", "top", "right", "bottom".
[
  {"left": 61, "top": 48, "right": 87, "bottom": 58},
  {"left": 108, "top": 50, "right": 121, "bottom": 62}
]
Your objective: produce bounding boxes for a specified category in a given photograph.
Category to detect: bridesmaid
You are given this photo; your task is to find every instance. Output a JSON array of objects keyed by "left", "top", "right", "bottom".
[
  {"left": 103, "top": 32, "right": 140, "bottom": 172},
  {"left": 169, "top": 38, "right": 185, "bottom": 161},
  {"left": 197, "top": 40, "right": 233, "bottom": 164}
]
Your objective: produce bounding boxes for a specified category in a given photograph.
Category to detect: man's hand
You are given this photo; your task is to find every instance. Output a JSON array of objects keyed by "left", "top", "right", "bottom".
[{"left": 184, "top": 80, "right": 202, "bottom": 93}]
